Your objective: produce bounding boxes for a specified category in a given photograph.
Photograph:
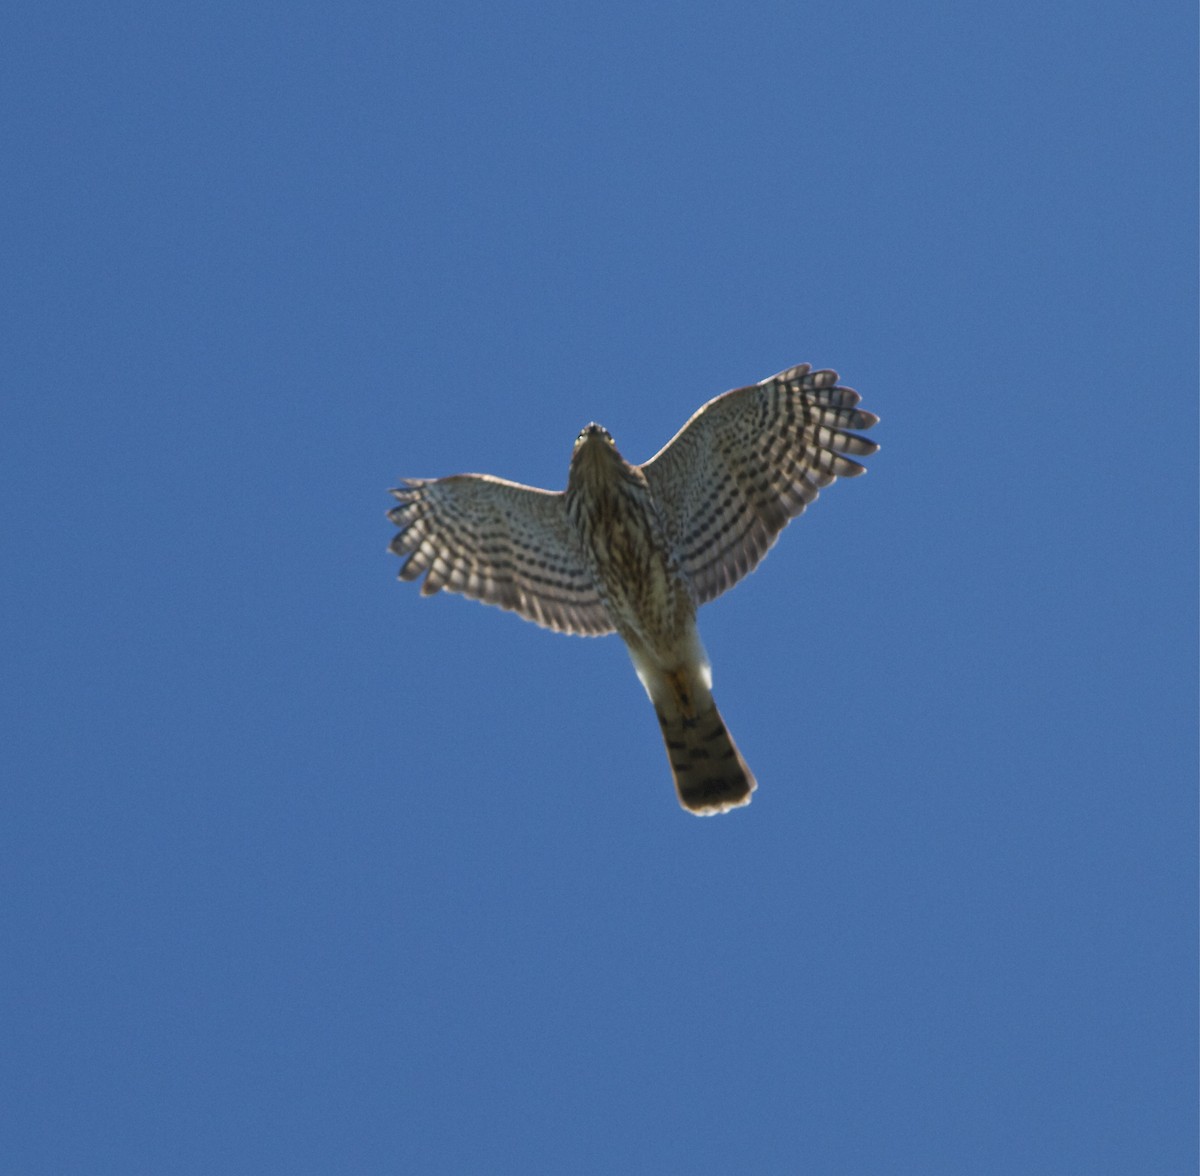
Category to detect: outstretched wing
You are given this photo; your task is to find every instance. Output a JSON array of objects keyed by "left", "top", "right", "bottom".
[
  {"left": 639, "top": 364, "right": 879, "bottom": 606},
  {"left": 388, "top": 474, "right": 615, "bottom": 636}
]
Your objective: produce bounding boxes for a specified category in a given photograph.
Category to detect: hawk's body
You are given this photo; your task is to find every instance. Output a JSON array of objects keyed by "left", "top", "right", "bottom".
[
  {"left": 389, "top": 364, "right": 878, "bottom": 814},
  {"left": 565, "top": 426, "right": 751, "bottom": 810}
]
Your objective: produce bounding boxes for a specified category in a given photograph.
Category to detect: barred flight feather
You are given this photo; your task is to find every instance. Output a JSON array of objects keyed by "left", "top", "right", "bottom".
[
  {"left": 388, "top": 474, "right": 614, "bottom": 636},
  {"left": 640, "top": 365, "right": 878, "bottom": 606}
]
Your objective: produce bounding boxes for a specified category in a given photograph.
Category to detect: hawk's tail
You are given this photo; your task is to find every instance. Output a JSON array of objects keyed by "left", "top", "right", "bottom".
[{"left": 654, "top": 689, "right": 756, "bottom": 815}]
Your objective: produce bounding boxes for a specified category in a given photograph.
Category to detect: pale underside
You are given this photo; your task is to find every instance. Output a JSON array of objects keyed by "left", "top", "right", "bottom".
[{"left": 388, "top": 364, "right": 879, "bottom": 634}]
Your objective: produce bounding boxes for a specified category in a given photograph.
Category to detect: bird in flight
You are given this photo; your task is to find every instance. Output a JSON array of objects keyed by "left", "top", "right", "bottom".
[{"left": 389, "top": 364, "right": 878, "bottom": 815}]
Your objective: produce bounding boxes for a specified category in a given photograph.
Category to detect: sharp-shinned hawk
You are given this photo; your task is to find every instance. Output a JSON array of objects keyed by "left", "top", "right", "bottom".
[{"left": 389, "top": 364, "right": 879, "bottom": 815}]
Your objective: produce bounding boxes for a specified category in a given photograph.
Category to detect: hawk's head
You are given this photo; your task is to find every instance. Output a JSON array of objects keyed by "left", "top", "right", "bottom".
[
  {"left": 571, "top": 423, "right": 619, "bottom": 466},
  {"left": 574, "top": 422, "right": 614, "bottom": 448},
  {"left": 569, "top": 422, "right": 637, "bottom": 491}
]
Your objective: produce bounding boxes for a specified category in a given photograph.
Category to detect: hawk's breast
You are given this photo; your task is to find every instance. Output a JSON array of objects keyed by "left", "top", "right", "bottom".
[{"left": 566, "top": 466, "right": 693, "bottom": 652}]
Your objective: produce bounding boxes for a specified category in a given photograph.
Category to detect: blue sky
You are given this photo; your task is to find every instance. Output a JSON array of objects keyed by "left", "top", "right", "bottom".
[{"left": 2, "top": 1, "right": 1195, "bottom": 1172}]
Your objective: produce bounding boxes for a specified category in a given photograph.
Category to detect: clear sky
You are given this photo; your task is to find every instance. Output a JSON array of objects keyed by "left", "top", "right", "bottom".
[{"left": 2, "top": 2, "right": 1195, "bottom": 1173}]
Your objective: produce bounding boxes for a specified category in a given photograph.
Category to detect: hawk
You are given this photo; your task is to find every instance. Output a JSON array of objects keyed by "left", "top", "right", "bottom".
[{"left": 389, "top": 364, "right": 878, "bottom": 815}]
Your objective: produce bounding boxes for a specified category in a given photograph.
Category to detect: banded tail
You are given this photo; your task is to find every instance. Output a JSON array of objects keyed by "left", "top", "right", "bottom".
[{"left": 653, "top": 671, "right": 756, "bottom": 815}]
